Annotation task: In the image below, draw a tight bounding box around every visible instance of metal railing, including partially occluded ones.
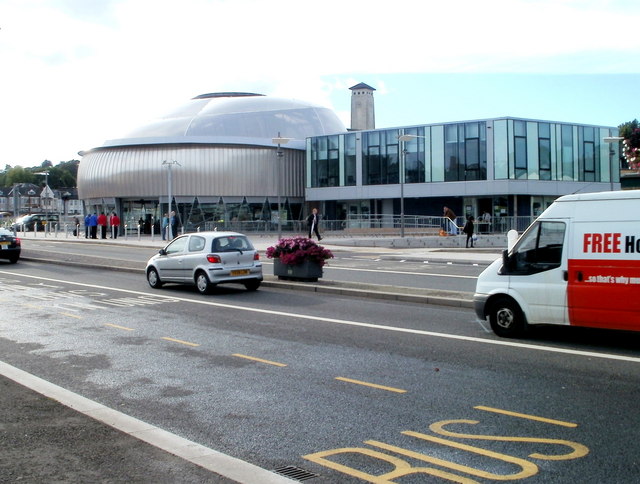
[8,215,536,238]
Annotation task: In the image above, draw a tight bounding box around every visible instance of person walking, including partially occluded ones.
[307,207,322,241]
[443,206,458,235]
[161,213,169,240]
[463,216,475,248]
[170,211,178,239]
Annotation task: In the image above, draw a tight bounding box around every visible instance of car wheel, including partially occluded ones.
[195,271,213,295]
[244,279,261,291]
[489,296,525,338]
[9,256,18,264]
[147,267,163,289]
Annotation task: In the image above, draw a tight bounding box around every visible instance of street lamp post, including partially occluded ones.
[603,136,624,191]
[162,160,181,240]
[271,133,292,240]
[62,192,71,217]
[27,189,35,214]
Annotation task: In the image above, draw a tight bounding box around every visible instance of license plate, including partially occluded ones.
[230,269,249,276]
[0,242,9,249]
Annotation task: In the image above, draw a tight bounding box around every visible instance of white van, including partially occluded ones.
[474,190,640,337]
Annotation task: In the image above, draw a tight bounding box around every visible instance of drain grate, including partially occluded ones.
[273,465,319,481]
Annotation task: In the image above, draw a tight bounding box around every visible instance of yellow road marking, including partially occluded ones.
[162,337,200,347]
[61,312,83,319]
[104,323,134,331]
[475,406,577,428]
[336,377,407,394]
[232,354,287,367]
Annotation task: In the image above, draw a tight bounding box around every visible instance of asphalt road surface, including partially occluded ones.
[2,260,639,483]
[20,237,488,294]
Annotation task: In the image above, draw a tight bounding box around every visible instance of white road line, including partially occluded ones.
[3,270,639,364]
[0,361,292,484]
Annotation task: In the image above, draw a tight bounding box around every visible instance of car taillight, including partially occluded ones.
[254,252,260,261]
[207,254,221,263]
[15,238,21,246]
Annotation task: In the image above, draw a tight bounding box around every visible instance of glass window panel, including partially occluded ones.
[345,133,356,186]
[493,120,508,179]
[514,120,526,137]
[466,122,479,138]
[561,125,574,180]
[539,122,550,138]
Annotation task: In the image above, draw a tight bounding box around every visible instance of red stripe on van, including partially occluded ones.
[567,259,640,331]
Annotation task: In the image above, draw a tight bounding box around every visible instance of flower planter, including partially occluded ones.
[273,258,323,282]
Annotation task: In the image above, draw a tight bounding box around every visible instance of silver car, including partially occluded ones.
[146,231,262,294]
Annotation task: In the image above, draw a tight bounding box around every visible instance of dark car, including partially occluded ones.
[0,228,21,263]
[11,213,60,232]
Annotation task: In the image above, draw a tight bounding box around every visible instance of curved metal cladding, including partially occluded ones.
[77,93,345,206]
[77,144,305,200]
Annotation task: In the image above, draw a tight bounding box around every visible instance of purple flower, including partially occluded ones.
[266,236,334,266]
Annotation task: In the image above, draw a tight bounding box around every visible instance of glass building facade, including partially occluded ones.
[306,117,620,223]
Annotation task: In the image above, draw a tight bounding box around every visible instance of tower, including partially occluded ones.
[349,82,376,131]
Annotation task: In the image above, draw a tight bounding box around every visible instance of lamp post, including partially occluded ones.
[27,189,35,214]
[603,136,624,191]
[62,191,71,217]
[271,133,292,239]
[162,160,180,240]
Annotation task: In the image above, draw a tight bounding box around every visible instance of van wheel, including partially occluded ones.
[195,271,214,295]
[147,267,163,289]
[489,297,525,338]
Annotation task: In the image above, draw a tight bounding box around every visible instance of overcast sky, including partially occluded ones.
[1,0,639,167]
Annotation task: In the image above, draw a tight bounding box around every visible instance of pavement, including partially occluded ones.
[1,230,504,483]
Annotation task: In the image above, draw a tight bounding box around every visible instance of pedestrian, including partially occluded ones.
[84,213,91,238]
[463,216,475,248]
[170,210,178,239]
[73,216,80,237]
[97,212,107,239]
[89,213,98,239]
[307,207,322,241]
[110,212,120,239]
[161,213,169,240]
[443,206,458,235]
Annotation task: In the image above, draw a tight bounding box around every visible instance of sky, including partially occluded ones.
[1,0,639,168]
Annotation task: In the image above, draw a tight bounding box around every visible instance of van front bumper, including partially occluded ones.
[473,293,489,320]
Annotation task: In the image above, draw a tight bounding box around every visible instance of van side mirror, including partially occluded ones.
[501,249,511,274]
[159,249,167,256]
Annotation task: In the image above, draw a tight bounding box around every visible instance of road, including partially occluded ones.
[19,237,489,294]
[2,260,639,483]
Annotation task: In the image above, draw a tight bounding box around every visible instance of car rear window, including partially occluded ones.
[212,236,253,252]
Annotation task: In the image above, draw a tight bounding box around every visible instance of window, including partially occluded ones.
[165,236,188,255]
[363,130,400,185]
[538,123,551,180]
[514,120,527,179]
[213,236,252,252]
[561,125,574,180]
[344,133,356,186]
[582,127,596,182]
[189,236,205,252]
[504,221,566,275]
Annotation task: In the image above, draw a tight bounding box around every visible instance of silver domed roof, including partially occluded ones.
[102,92,346,150]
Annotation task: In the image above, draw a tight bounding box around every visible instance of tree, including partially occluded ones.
[619,120,640,170]
[4,166,36,186]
